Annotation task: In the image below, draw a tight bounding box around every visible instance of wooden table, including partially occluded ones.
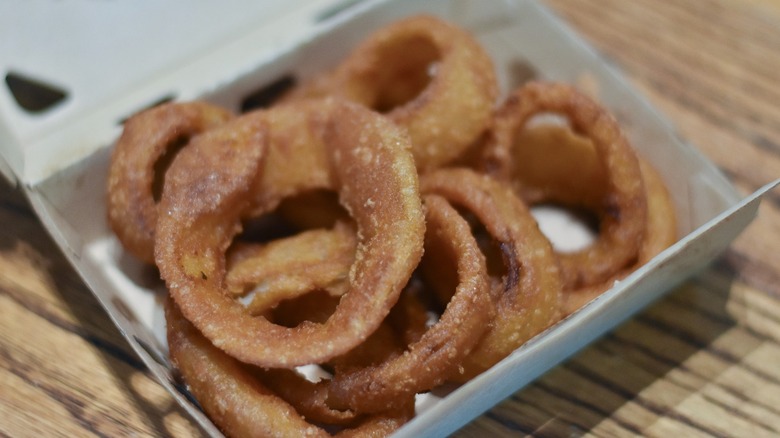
[2,0,778,436]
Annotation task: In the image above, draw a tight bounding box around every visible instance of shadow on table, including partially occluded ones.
[0,178,204,437]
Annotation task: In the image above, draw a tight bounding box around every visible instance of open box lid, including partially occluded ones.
[0,0,361,186]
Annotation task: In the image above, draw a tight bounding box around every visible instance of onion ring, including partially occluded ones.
[420,168,562,381]
[227,253,417,426]
[233,261,415,426]
[256,288,409,371]
[166,299,325,437]
[155,98,425,368]
[483,81,647,290]
[253,321,413,426]
[107,101,233,263]
[166,299,414,437]
[285,15,498,172]
[326,193,493,413]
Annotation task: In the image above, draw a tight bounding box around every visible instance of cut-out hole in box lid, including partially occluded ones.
[0,0,355,186]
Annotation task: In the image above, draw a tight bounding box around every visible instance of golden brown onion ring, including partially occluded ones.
[218,251,416,428]
[420,168,562,381]
[155,98,425,368]
[635,160,678,264]
[486,117,676,314]
[107,101,233,263]
[326,194,493,413]
[228,226,416,371]
[253,320,414,427]
[285,15,498,172]
[166,299,414,437]
[166,299,326,437]
[483,81,647,290]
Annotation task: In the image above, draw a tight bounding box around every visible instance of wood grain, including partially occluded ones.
[1,0,778,437]
[0,183,203,437]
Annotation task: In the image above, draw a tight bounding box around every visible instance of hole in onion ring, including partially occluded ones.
[240,74,297,112]
[530,203,598,253]
[368,35,439,113]
[525,112,570,128]
[276,189,350,230]
[232,212,300,245]
[451,209,507,280]
[271,289,341,328]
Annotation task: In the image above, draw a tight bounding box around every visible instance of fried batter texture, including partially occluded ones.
[107,101,233,263]
[155,98,425,369]
[479,81,677,315]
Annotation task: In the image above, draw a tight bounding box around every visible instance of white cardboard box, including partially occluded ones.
[1,0,777,436]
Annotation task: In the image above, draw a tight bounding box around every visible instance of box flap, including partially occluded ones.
[0,0,360,185]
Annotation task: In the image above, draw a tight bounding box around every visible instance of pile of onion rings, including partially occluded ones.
[106,14,677,437]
